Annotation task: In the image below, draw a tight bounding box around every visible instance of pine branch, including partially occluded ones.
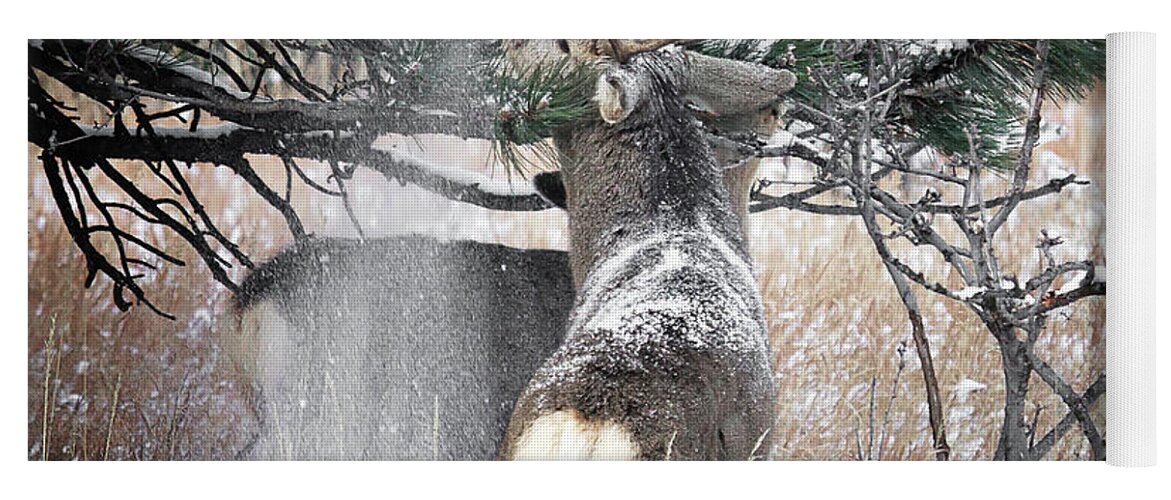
[695,39,1104,168]
[488,56,598,173]
[31,40,499,138]
[29,38,1106,332]
[28,117,552,213]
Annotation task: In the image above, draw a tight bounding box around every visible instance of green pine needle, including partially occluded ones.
[487,56,598,176]
[690,39,1104,170]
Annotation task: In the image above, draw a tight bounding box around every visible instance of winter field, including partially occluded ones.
[27,78,1105,460]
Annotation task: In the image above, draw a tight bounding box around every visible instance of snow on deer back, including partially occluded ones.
[499,47,776,460]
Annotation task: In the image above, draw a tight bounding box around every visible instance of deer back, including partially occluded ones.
[500,48,777,460]
[228,236,574,459]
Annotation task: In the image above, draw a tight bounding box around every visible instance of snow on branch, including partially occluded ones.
[769,40,1104,461]
[30,40,499,138]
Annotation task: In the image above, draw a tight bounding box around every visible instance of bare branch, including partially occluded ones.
[924,175,1089,216]
[1027,373,1106,460]
[169,40,251,93]
[30,40,499,138]
[1026,350,1106,460]
[29,118,553,213]
[1025,282,1106,318]
[852,42,949,460]
[986,41,1051,237]
[30,81,245,315]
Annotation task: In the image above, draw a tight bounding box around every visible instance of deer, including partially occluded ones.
[498,46,787,460]
[228,40,793,460]
[229,237,575,460]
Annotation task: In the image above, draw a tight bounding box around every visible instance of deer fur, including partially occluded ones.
[227,237,574,459]
[228,40,788,460]
[229,160,772,460]
[499,47,777,460]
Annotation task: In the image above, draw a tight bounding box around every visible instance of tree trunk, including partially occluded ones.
[995,336,1033,460]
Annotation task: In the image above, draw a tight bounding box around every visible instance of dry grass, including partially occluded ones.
[752,88,1107,460]
[27,142,276,459]
[27,81,1105,460]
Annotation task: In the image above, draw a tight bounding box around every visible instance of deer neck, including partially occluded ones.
[555,119,746,289]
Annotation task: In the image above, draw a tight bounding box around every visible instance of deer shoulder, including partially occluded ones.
[499,47,781,460]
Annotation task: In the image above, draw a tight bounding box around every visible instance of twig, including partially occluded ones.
[986,41,1051,237]
[750,428,771,461]
[867,376,877,460]
[40,315,57,460]
[328,160,367,241]
[103,373,122,460]
[876,341,907,460]
[852,41,949,460]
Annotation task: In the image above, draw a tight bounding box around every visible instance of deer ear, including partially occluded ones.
[595,71,639,124]
[533,171,567,210]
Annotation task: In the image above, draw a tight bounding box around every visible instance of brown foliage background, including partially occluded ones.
[28,75,1105,460]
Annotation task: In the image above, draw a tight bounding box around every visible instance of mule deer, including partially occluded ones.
[498,47,781,460]
[229,40,791,460]
[230,237,575,460]
[231,162,770,460]
[233,164,774,460]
